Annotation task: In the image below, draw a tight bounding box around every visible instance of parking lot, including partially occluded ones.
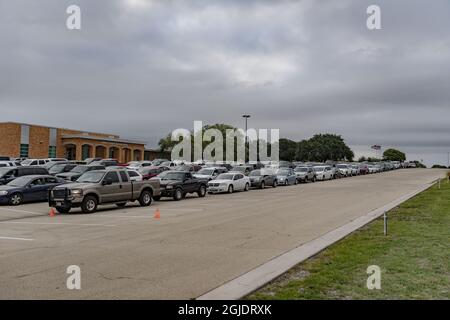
[0,168,445,299]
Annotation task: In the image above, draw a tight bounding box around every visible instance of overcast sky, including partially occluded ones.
[1,0,449,166]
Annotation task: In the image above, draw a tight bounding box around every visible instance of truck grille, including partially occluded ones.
[53,189,69,199]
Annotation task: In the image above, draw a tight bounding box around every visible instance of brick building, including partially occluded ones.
[0,122,165,163]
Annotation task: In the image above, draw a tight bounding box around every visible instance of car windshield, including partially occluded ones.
[276,169,290,175]
[160,172,185,181]
[49,164,67,174]
[71,166,88,173]
[77,171,104,183]
[197,168,214,175]
[295,167,308,172]
[6,176,31,187]
[216,173,234,180]
[160,161,172,166]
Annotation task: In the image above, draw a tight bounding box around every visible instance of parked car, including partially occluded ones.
[84,158,102,165]
[151,159,170,166]
[337,164,351,177]
[153,171,208,201]
[139,166,166,180]
[193,167,228,181]
[0,161,16,168]
[248,169,277,188]
[0,156,11,161]
[0,166,49,185]
[275,168,297,185]
[126,161,153,170]
[173,164,202,172]
[230,165,253,176]
[0,175,66,205]
[56,165,105,181]
[314,166,333,181]
[350,164,360,176]
[160,161,177,168]
[48,163,78,176]
[20,159,48,166]
[90,159,118,167]
[358,164,369,175]
[294,166,316,183]
[208,172,250,194]
[127,170,143,182]
[49,169,160,213]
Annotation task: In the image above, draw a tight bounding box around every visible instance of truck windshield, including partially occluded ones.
[77,172,104,183]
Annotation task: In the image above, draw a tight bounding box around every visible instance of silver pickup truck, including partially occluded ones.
[49,169,160,213]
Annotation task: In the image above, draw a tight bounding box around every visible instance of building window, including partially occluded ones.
[48,146,57,158]
[20,144,29,158]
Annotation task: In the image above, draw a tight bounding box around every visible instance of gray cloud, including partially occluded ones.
[1,0,449,166]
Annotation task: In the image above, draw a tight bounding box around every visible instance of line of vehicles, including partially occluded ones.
[0,156,406,213]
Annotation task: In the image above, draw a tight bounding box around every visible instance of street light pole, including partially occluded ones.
[242,114,250,162]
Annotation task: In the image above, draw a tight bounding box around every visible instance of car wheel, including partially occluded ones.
[228,185,234,194]
[272,180,277,187]
[116,203,127,208]
[312,176,316,182]
[153,195,161,201]
[55,206,70,214]
[260,181,265,189]
[81,196,98,214]
[304,177,308,183]
[244,183,249,191]
[139,190,152,206]
[9,193,23,206]
[285,180,288,186]
[294,179,298,185]
[197,185,206,197]
[173,188,183,201]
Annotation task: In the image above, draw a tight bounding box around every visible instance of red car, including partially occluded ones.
[139,166,167,180]
[358,164,369,175]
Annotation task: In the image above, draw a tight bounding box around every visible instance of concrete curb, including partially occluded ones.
[197,178,440,300]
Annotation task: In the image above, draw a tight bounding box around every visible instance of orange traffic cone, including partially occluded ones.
[49,207,56,217]
[154,208,160,219]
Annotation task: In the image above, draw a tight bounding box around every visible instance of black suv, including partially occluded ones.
[0,166,49,185]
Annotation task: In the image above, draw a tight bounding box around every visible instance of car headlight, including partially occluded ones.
[71,189,83,196]
[166,185,173,189]
[0,191,8,196]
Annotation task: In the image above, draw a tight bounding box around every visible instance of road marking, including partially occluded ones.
[0,221,116,227]
[0,208,43,215]
[0,236,34,241]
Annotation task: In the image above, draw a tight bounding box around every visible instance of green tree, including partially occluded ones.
[279,138,298,161]
[383,148,406,162]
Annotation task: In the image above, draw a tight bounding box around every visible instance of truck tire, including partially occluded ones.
[197,185,206,197]
[173,188,183,201]
[139,190,152,206]
[81,196,98,214]
[55,206,71,214]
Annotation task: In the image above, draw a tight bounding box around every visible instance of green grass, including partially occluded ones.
[247,179,450,300]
